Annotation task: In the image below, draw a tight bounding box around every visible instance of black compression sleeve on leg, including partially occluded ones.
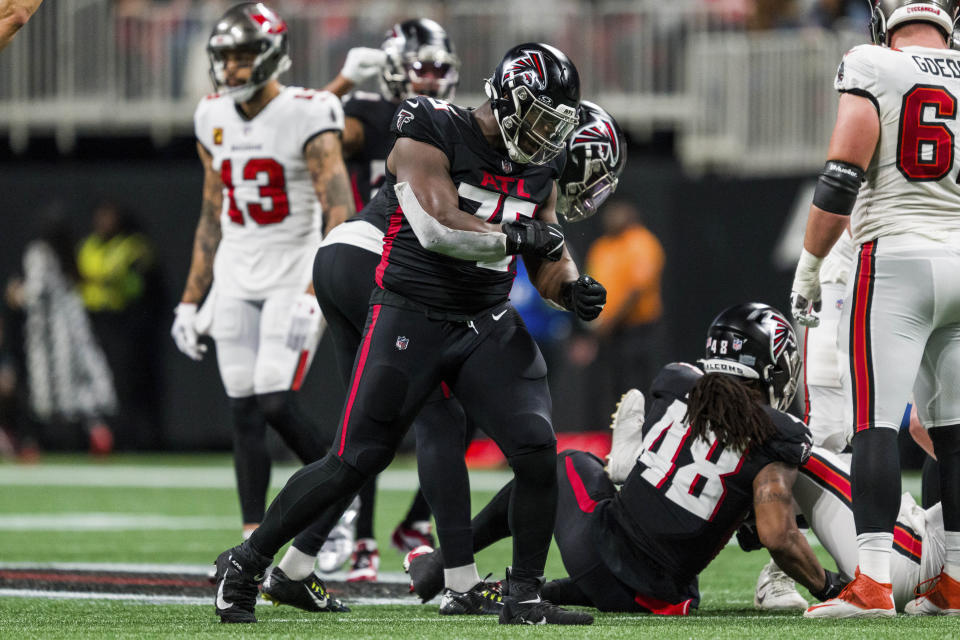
[851,428,901,535]
[356,476,377,540]
[506,445,558,579]
[229,396,271,524]
[291,493,359,556]
[922,454,942,510]
[249,453,368,558]
[257,390,327,463]
[471,480,515,552]
[403,490,433,527]
[930,426,960,530]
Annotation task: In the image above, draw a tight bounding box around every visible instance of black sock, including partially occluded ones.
[229,396,270,524]
[542,577,591,606]
[356,476,377,540]
[930,426,960,530]
[257,391,327,463]
[471,480,514,553]
[851,428,901,535]
[249,454,367,558]
[922,454,942,509]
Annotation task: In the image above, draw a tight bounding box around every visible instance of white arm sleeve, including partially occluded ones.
[394,181,509,262]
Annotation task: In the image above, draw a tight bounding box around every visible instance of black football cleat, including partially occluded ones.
[499,595,594,625]
[439,581,505,615]
[213,544,270,623]
[403,545,444,602]
[261,567,350,613]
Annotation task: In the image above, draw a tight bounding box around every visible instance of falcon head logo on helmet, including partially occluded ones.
[502,50,549,91]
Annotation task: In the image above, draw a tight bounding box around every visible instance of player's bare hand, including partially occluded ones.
[502,218,565,261]
[171,303,207,361]
[286,293,321,352]
[340,47,387,85]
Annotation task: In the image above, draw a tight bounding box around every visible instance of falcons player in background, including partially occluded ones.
[170,3,352,608]
[284,19,464,583]
[791,0,960,618]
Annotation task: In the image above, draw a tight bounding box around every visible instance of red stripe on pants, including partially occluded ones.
[851,241,876,432]
[338,304,382,456]
[290,350,309,391]
[564,455,597,513]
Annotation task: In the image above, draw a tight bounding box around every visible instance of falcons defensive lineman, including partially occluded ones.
[790,0,960,618]
[171,2,354,579]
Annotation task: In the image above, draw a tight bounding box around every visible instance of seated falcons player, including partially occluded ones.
[263,100,626,615]
[407,303,846,614]
[213,42,607,625]
[293,19,464,583]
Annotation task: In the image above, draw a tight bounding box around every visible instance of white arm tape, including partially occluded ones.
[394,181,508,262]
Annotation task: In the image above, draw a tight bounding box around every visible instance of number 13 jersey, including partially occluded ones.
[836,44,960,246]
[194,87,345,298]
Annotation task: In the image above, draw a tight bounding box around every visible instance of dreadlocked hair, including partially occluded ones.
[684,373,776,453]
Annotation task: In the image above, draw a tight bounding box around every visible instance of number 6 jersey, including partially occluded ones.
[836,44,960,246]
[194,87,345,298]
[596,363,812,603]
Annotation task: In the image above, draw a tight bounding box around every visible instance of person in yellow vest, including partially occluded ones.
[77,201,162,449]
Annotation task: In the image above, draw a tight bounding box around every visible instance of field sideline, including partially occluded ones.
[0,454,943,639]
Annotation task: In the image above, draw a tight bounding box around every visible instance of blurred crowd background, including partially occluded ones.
[1,0,927,467]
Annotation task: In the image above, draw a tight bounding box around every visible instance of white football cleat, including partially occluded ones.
[316,497,358,573]
[606,388,646,484]
[754,560,808,610]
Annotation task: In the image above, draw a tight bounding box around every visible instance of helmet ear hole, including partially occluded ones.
[484,78,497,100]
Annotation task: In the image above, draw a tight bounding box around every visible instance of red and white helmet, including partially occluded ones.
[870,0,960,45]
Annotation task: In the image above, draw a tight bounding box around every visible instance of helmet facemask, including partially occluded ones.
[558,157,619,223]
[492,83,578,165]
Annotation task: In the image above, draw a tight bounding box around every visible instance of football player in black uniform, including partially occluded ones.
[270,18,462,587]
[264,101,626,614]
[213,43,605,625]
[408,303,848,614]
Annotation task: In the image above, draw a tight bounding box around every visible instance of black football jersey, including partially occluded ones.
[596,363,812,603]
[343,91,398,222]
[366,95,565,314]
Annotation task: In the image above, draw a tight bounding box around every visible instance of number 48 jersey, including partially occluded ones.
[194,87,345,298]
[597,363,812,602]
[836,44,960,246]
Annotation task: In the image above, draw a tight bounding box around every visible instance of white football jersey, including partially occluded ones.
[836,45,960,245]
[194,86,345,298]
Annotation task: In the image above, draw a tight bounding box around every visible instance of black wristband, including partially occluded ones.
[811,569,846,601]
[812,160,864,216]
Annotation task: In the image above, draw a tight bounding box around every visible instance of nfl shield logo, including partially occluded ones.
[501,159,513,173]
[395,336,409,351]
[732,337,743,351]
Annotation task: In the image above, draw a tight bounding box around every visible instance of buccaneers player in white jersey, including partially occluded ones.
[171,3,354,546]
[791,0,960,618]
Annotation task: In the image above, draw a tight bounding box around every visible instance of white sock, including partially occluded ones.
[857,532,893,584]
[944,531,960,582]
[444,563,481,593]
[277,546,316,581]
[241,527,256,541]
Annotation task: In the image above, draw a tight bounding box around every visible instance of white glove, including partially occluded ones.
[791,248,824,328]
[340,47,387,85]
[286,293,321,352]
[171,303,207,361]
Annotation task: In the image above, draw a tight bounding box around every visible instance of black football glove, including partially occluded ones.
[502,218,565,261]
[735,519,763,552]
[810,569,847,602]
[561,275,606,321]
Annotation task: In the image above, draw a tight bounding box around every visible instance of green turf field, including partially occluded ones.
[0,455,943,639]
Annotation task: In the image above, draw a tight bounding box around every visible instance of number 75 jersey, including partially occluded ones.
[836,44,960,246]
[604,363,812,584]
[194,87,345,298]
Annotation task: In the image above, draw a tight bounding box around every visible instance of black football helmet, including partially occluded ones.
[869,0,960,45]
[700,303,801,411]
[380,19,460,101]
[557,101,627,223]
[207,2,291,103]
[485,43,580,165]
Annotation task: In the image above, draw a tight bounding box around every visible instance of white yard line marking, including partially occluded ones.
[0,513,237,531]
[0,465,514,491]
[0,589,419,606]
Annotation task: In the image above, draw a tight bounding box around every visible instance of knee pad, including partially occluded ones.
[507,445,557,487]
[221,363,255,398]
